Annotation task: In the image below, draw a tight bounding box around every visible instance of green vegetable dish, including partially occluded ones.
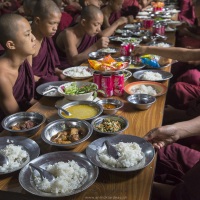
[61,82,97,95]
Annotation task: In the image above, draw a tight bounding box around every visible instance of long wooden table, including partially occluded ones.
[0,32,175,200]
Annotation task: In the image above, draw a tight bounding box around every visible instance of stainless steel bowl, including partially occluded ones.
[19,151,99,197]
[91,115,129,135]
[41,119,93,149]
[58,101,103,121]
[97,98,124,115]
[1,112,46,136]
[127,94,156,110]
[0,136,40,175]
[115,56,131,63]
[88,52,107,60]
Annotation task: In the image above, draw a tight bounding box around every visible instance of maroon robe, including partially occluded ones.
[155,143,200,185]
[0,0,21,15]
[32,37,60,86]
[109,11,121,25]
[58,12,73,33]
[121,0,139,18]
[176,26,200,49]
[166,68,200,109]
[178,0,195,25]
[155,143,200,200]
[56,34,98,69]
[0,60,35,129]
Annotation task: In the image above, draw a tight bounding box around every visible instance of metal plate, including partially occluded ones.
[86,135,155,172]
[19,152,99,197]
[0,136,40,175]
[63,66,93,79]
[36,81,67,97]
[133,70,173,81]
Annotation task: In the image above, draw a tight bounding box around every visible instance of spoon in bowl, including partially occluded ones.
[0,154,8,166]
[55,105,72,116]
[29,163,54,182]
[104,140,119,159]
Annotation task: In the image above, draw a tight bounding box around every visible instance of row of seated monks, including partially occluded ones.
[1,1,200,200]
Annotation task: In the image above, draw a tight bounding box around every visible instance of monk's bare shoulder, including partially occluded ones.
[0,58,18,91]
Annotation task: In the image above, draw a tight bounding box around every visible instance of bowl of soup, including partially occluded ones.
[58,101,103,121]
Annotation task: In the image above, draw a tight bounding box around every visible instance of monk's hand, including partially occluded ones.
[144,126,180,149]
[117,17,128,26]
[97,37,109,48]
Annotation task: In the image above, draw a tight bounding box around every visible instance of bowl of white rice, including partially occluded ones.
[124,81,167,97]
[19,152,99,197]
[0,136,40,175]
[86,134,155,172]
[133,70,173,82]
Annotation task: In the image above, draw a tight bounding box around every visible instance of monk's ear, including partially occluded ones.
[34,17,41,25]
[81,19,86,27]
[6,40,16,50]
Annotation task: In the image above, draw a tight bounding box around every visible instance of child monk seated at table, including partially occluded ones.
[56,5,127,69]
[31,0,64,87]
[101,0,130,29]
[0,13,37,129]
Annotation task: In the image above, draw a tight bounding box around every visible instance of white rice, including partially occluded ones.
[0,144,29,172]
[34,161,87,194]
[131,84,157,96]
[154,43,170,47]
[98,142,143,168]
[64,67,92,78]
[141,71,162,80]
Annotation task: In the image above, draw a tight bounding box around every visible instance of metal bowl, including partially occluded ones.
[88,51,107,60]
[97,98,124,115]
[57,82,98,101]
[58,101,103,121]
[1,112,46,136]
[115,56,131,63]
[128,61,146,70]
[19,151,99,197]
[86,134,155,172]
[0,136,40,175]
[41,119,93,149]
[127,94,156,110]
[91,115,129,135]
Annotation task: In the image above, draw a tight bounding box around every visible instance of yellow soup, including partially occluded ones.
[62,104,99,119]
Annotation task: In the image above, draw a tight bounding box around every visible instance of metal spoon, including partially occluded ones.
[0,154,8,166]
[55,105,72,116]
[29,163,54,182]
[42,86,58,95]
[104,140,119,159]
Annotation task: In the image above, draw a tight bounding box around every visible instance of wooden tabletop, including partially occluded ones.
[0,32,176,200]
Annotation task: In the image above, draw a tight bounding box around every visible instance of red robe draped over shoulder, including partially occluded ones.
[0,60,35,127]
[32,37,60,85]
[166,68,200,109]
[58,12,73,33]
[109,11,121,25]
[178,0,195,25]
[56,34,98,69]
[121,0,139,18]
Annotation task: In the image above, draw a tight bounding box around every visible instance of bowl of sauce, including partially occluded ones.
[97,99,124,115]
[58,101,103,121]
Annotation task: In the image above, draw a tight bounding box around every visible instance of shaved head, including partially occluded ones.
[0,14,26,48]
[33,0,61,20]
[81,5,103,20]
[23,0,38,16]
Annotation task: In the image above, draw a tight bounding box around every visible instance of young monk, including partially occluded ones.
[145,116,200,200]
[31,0,64,86]
[121,0,140,19]
[79,0,102,8]
[23,0,38,19]
[52,0,73,33]
[56,5,126,69]
[101,0,129,29]
[0,13,36,128]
